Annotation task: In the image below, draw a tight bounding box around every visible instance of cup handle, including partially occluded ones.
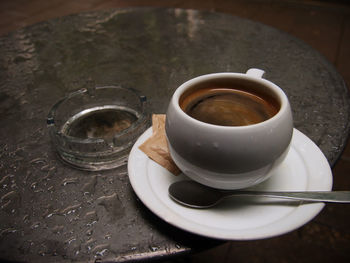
[246,68,265,78]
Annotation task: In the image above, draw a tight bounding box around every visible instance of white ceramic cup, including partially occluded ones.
[165,69,294,189]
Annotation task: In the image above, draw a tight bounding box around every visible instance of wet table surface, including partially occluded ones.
[0,7,349,263]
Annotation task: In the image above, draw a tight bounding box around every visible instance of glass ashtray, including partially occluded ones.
[47,86,150,171]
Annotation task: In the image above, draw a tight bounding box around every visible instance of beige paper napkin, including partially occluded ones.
[139,114,181,175]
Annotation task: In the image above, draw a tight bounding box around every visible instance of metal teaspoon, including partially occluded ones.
[168,180,350,209]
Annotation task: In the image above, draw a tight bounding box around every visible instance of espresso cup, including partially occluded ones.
[165,69,293,189]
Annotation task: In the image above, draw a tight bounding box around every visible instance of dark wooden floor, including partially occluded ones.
[1,1,349,262]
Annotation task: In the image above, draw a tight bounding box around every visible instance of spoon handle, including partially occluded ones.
[225,191,350,203]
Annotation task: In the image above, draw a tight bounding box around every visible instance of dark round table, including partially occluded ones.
[0,7,349,263]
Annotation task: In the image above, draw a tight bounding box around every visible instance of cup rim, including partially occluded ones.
[171,72,290,130]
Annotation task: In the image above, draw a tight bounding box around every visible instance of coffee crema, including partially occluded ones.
[180,86,279,126]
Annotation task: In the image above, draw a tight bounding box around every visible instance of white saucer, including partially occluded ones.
[127,128,332,240]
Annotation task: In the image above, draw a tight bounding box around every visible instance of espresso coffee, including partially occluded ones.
[180,85,279,126]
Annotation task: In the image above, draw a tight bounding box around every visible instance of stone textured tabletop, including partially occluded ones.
[0,7,349,262]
